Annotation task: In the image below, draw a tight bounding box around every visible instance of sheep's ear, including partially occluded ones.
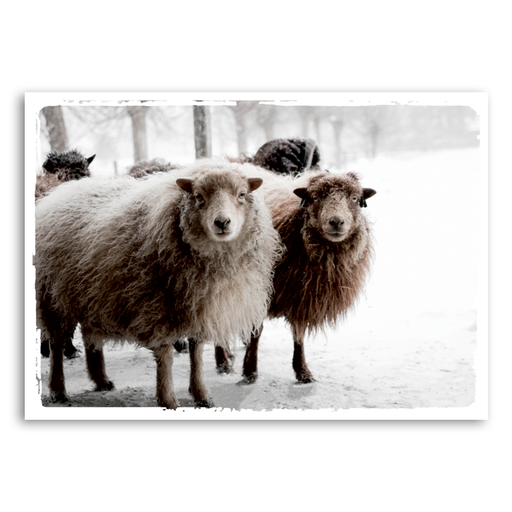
[248,177,263,192]
[42,160,54,174]
[176,178,194,193]
[293,187,308,199]
[360,188,377,208]
[87,154,96,165]
[293,187,308,207]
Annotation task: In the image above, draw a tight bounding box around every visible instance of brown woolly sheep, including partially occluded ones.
[216,167,376,383]
[35,159,282,408]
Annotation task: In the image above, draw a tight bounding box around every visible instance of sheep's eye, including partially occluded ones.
[239,191,246,198]
[312,196,319,202]
[195,193,204,202]
[352,196,358,202]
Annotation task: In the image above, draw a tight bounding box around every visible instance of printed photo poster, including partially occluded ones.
[25,92,487,420]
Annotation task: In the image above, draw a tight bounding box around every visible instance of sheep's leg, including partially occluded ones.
[154,344,180,409]
[85,344,115,392]
[215,345,235,374]
[40,335,50,358]
[63,336,79,359]
[239,324,264,384]
[188,338,214,408]
[42,334,79,359]
[48,324,75,403]
[49,338,67,403]
[292,324,316,383]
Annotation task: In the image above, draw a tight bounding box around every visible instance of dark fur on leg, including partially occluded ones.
[239,325,263,385]
[215,345,235,374]
[85,344,115,392]
[292,325,315,383]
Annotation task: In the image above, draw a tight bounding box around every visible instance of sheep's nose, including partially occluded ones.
[214,217,231,230]
[329,217,344,229]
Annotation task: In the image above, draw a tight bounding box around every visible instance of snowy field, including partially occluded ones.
[34,148,485,418]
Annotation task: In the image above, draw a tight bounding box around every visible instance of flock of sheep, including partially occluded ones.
[35,138,376,409]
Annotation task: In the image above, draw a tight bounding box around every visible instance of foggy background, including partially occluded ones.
[37,102,480,175]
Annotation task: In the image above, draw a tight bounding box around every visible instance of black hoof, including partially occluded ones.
[95,381,115,392]
[194,398,215,408]
[296,376,316,384]
[237,373,258,385]
[50,391,68,403]
[64,348,81,359]
[216,363,234,375]
[40,340,50,358]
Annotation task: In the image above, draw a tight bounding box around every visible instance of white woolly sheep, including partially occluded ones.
[35,158,282,408]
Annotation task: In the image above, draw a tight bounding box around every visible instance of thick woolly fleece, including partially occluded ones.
[35,159,283,351]
[235,166,375,336]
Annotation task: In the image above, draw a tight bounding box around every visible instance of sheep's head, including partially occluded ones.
[43,149,95,181]
[293,172,376,243]
[176,170,263,242]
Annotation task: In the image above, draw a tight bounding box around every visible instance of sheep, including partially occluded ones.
[127,158,180,178]
[215,167,376,384]
[128,138,319,370]
[36,149,96,359]
[234,137,321,177]
[35,158,282,408]
[127,158,222,359]
[35,149,95,201]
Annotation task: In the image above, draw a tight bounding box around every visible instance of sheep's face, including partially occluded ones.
[294,173,376,243]
[177,171,263,242]
[43,151,95,182]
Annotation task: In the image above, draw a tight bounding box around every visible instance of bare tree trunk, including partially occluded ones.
[262,122,274,141]
[369,122,379,159]
[234,108,248,155]
[257,105,277,141]
[229,102,257,156]
[41,106,69,152]
[301,117,309,138]
[332,120,344,169]
[193,105,212,159]
[127,106,148,163]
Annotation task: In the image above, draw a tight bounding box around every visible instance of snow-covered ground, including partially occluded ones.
[35,148,485,418]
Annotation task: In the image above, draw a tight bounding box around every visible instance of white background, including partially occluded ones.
[3,2,510,511]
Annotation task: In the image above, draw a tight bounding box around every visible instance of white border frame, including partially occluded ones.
[25,92,488,420]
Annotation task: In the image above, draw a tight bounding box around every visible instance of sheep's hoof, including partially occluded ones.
[216,363,234,375]
[194,398,215,408]
[174,339,189,353]
[50,391,69,403]
[237,373,258,385]
[296,375,316,384]
[65,348,81,359]
[40,341,50,358]
[159,398,180,410]
[95,381,115,392]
